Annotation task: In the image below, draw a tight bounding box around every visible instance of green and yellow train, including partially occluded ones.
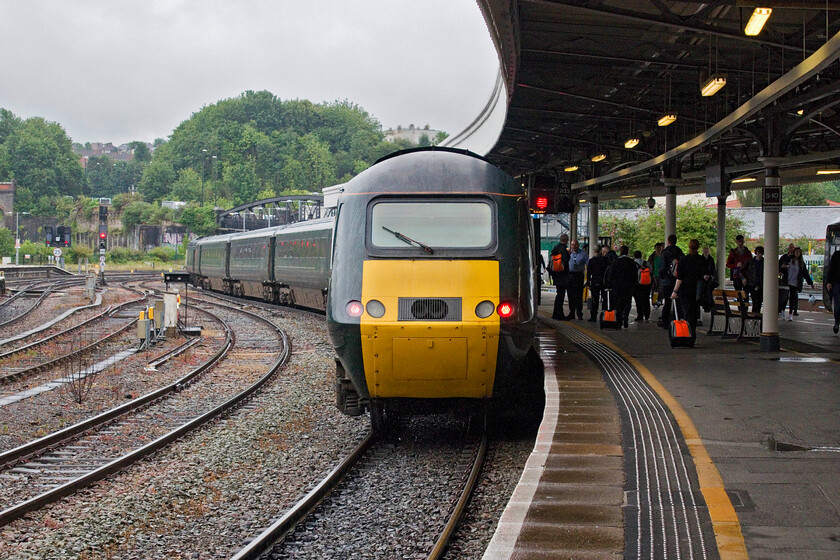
[187,148,540,429]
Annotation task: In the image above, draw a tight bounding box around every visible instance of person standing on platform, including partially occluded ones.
[550,234,571,320]
[632,250,651,322]
[586,245,608,322]
[783,247,813,320]
[567,239,588,320]
[698,246,717,323]
[612,245,638,328]
[826,248,840,334]
[658,234,684,328]
[726,235,752,295]
[742,246,764,313]
[670,239,705,333]
[649,242,663,309]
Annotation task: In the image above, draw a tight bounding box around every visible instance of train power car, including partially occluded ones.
[186,218,333,310]
[327,147,539,429]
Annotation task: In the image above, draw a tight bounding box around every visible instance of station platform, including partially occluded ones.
[485,289,840,560]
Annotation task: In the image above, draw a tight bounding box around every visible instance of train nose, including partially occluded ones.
[358,260,501,399]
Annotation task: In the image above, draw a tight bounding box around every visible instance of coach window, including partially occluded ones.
[369,200,495,252]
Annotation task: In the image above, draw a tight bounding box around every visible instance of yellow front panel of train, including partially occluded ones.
[360,260,500,399]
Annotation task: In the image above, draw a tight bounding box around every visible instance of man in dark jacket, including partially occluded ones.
[586,245,608,321]
[671,239,705,332]
[826,249,840,334]
[611,245,639,328]
[550,234,571,320]
[657,234,685,328]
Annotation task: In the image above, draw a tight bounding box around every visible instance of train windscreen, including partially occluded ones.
[369,200,494,249]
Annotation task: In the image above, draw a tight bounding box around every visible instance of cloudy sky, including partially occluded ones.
[0,1,499,145]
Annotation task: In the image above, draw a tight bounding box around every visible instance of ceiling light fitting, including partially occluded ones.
[700,74,727,97]
[744,8,772,36]
[816,168,840,175]
[658,114,677,127]
[564,165,579,172]
[731,177,757,184]
[591,153,606,162]
[624,137,640,149]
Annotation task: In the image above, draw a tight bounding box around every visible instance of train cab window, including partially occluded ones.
[369,200,495,253]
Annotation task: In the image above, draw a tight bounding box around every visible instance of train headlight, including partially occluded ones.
[366,299,386,318]
[346,300,364,317]
[475,300,495,318]
[497,301,517,319]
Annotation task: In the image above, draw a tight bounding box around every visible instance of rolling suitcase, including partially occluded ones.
[599,289,620,329]
[669,299,695,348]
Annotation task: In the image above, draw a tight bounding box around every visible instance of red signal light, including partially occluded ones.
[497,301,516,319]
[345,300,364,317]
[536,196,548,210]
[99,232,106,239]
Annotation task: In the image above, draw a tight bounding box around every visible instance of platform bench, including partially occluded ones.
[735,290,763,341]
[708,289,742,338]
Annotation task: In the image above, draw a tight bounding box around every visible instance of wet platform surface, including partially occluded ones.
[486,290,840,560]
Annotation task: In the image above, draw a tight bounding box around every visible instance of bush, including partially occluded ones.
[148,246,176,262]
[68,245,92,264]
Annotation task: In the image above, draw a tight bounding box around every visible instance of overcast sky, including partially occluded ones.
[0,1,499,145]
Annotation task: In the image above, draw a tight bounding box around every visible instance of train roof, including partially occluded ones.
[190,217,333,246]
[340,147,520,198]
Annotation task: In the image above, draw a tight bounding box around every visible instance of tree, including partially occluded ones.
[0,227,14,258]
[171,168,202,203]
[128,141,152,163]
[223,161,261,206]
[138,160,176,202]
[0,116,84,209]
[122,201,155,229]
[180,204,217,236]
[738,182,833,207]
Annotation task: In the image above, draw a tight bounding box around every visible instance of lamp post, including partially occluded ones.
[201,149,208,206]
[14,211,30,265]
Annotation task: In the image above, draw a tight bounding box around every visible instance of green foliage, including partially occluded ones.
[122,201,155,228]
[179,204,217,236]
[128,141,152,163]
[112,192,143,213]
[737,181,836,207]
[603,202,746,261]
[171,168,202,203]
[0,228,14,257]
[138,159,176,202]
[68,244,92,264]
[147,246,176,262]
[600,198,644,210]
[0,112,84,211]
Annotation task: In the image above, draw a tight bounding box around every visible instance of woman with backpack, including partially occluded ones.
[633,250,652,322]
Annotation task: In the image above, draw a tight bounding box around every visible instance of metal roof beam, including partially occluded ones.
[573,29,840,190]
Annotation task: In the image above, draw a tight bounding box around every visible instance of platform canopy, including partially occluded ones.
[475,1,840,200]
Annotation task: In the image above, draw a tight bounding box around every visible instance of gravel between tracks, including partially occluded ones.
[0,301,535,559]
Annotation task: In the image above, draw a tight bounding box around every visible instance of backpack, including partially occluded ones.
[550,252,565,273]
[638,263,652,286]
[668,257,679,279]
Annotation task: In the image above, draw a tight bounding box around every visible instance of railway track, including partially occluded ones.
[0,299,290,528]
[0,285,150,385]
[231,414,486,560]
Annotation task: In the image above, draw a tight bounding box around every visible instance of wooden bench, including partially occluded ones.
[707,288,762,341]
[735,290,763,341]
[708,289,742,338]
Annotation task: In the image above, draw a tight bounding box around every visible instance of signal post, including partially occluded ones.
[98,204,108,285]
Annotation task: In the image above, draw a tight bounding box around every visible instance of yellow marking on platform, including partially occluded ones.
[566,322,749,560]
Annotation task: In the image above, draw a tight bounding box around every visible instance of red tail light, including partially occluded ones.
[497,301,516,319]
[346,300,364,317]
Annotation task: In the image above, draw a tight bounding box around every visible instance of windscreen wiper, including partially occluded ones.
[382,226,434,254]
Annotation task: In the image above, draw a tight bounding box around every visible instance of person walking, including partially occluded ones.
[782,247,813,320]
[778,243,797,319]
[633,250,652,322]
[826,248,840,334]
[567,239,588,320]
[550,234,571,320]
[726,235,752,295]
[742,246,764,313]
[658,234,685,328]
[586,245,608,322]
[670,239,705,333]
[612,245,638,328]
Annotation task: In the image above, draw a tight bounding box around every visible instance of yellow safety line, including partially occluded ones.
[565,322,750,560]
